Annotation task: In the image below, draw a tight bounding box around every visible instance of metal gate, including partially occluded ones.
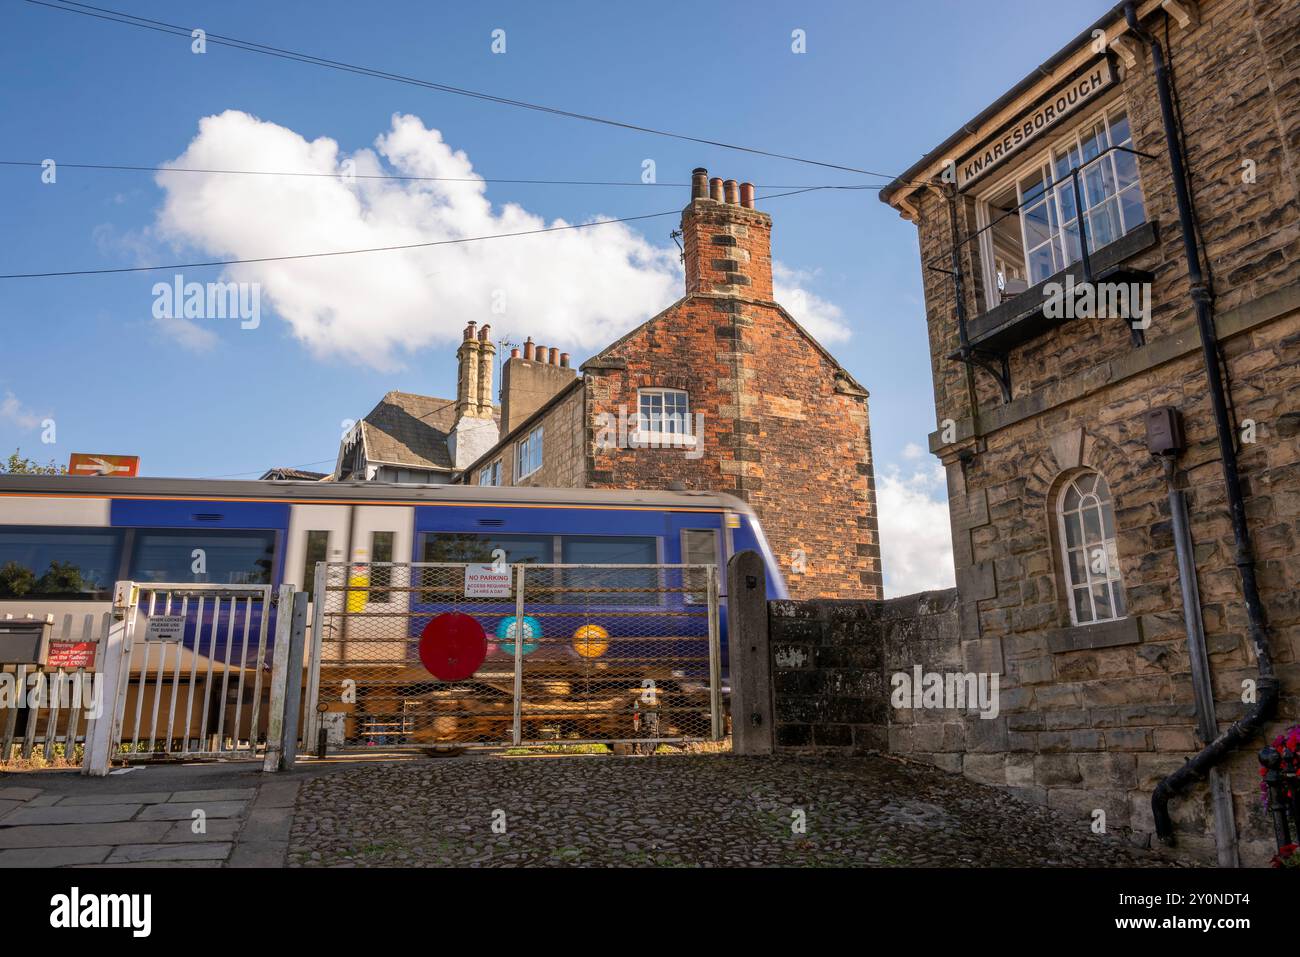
[83,582,285,773]
[303,562,723,750]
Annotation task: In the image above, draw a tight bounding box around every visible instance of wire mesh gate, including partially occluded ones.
[303,562,723,750]
[84,582,279,771]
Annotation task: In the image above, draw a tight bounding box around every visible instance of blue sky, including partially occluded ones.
[0,0,1108,591]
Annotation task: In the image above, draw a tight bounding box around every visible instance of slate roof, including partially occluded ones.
[259,467,328,481]
[357,391,499,472]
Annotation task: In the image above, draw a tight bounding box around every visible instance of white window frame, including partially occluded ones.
[1056,469,1126,626]
[478,459,501,487]
[634,388,697,449]
[516,427,543,480]
[975,101,1148,302]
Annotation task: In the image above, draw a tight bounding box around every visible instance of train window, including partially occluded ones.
[301,530,329,601]
[417,533,554,602]
[129,529,275,585]
[681,529,719,604]
[370,531,394,603]
[0,526,125,600]
[561,536,658,565]
[560,536,659,606]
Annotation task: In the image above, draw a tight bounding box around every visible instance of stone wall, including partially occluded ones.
[467,382,585,488]
[768,586,1284,865]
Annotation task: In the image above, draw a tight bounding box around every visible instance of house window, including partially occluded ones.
[637,389,690,436]
[517,426,544,479]
[1057,470,1126,625]
[979,106,1147,300]
[478,460,501,486]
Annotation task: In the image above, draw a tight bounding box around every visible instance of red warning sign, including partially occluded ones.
[46,641,97,669]
[418,612,487,681]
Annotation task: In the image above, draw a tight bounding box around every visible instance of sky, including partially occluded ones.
[0,0,1109,594]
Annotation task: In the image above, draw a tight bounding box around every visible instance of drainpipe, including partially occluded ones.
[1122,1,1278,844]
[1159,454,1240,867]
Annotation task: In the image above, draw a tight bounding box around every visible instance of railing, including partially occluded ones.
[303,561,723,751]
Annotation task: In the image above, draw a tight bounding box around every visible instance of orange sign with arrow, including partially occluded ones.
[68,453,140,477]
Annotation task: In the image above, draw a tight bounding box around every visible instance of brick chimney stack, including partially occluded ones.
[682,167,772,300]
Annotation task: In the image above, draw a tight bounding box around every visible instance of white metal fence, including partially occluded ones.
[82,582,285,774]
[303,562,723,751]
[0,612,109,765]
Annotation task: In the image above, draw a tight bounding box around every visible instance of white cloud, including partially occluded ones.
[772,263,850,345]
[153,315,219,353]
[876,460,955,596]
[150,111,849,368]
[0,391,44,431]
[901,441,926,460]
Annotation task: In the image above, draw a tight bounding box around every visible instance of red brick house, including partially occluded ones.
[460,169,882,600]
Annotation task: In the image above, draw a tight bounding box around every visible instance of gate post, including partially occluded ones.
[278,591,309,771]
[726,551,773,756]
[263,585,300,773]
[82,585,136,777]
[301,562,328,748]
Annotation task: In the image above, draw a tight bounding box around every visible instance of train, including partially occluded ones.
[0,476,788,752]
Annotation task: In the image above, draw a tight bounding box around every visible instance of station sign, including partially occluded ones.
[955,58,1117,192]
[68,453,140,477]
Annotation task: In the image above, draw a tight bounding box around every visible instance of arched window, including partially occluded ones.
[1057,470,1126,625]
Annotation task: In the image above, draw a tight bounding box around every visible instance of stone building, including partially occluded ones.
[331,326,501,484]
[877,0,1298,864]
[461,169,882,600]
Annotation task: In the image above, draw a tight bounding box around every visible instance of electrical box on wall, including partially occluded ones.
[1144,406,1186,455]
[0,617,53,665]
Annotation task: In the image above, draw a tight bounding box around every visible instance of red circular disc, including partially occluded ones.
[419,613,487,681]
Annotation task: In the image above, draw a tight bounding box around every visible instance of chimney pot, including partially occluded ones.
[691,168,709,200]
[463,321,477,341]
[709,177,724,202]
[560,352,570,368]
[479,323,491,342]
[511,347,520,359]
[740,182,755,208]
[549,347,560,365]
[523,338,535,360]
[724,179,739,204]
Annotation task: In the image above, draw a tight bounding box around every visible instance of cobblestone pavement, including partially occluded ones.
[288,752,1191,867]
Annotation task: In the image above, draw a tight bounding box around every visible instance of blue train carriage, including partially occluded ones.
[0,476,787,748]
